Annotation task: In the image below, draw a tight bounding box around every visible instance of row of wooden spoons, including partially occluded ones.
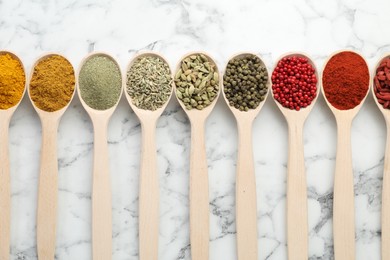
[0,50,388,260]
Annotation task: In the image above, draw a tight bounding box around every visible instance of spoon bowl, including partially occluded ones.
[273,53,320,117]
[371,53,390,260]
[124,51,173,120]
[371,54,390,113]
[175,52,221,120]
[271,52,319,260]
[28,53,76,260]
[124,51,173,260]
[321,50,370,260]
[321,51,369,117]
[78,52,122,119]
[29,53,76,118]
[77,52,123,260]
[0,51,26,260]
[222,52,270,119]
[0,51,26,112]
[221,52,270,260]
[174,52,220,260]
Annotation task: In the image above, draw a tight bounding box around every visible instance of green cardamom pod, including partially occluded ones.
[176,90,183,99]
[175,69,182,79]
[213,72,219,82]
[189,84,195,95]
[182,63,188,71]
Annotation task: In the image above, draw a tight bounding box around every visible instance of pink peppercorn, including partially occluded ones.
[271,56,317,111]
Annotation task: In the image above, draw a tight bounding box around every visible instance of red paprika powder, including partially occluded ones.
[322,51,369,110]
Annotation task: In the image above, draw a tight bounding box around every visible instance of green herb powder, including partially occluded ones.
[127,55,172,111]
[79,55,122,110]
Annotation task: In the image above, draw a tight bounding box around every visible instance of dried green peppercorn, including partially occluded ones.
[175,54,219,110]
[223,54,268,112]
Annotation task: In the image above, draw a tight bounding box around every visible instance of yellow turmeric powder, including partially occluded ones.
[0,53,26,109]
[29,55,75,112]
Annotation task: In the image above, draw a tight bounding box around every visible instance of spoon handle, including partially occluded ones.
[139,120,159,260]
[333,118,355,260]
[0,115,11,260]
[36,117,59,260]
[190,118,209,260]
[236,118,257,260]
[286,119,308,260]
[92,118,112,260]
[382,119,390,260]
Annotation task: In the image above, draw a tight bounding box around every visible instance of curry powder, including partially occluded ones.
[30,55,75,112]
[0,53,25,109]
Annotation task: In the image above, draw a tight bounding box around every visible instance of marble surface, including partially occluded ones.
[1,0,390,259]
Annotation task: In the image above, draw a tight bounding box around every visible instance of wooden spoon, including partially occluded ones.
[371,53,390,260]
[221,53,270,260]
[321,50,370,260]
[174,52,220,260]
[123,52,173,260]
[77,53,123,260]
[0,51,26,260]
[28,54,76,260]
[272,53,320,260]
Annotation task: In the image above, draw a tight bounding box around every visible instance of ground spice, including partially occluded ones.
[322,51,369,110]
[272,56,317,111]
[374,57,390,109]
[0,53,25,109]
[79,55,122,110]
[30,55,75,112]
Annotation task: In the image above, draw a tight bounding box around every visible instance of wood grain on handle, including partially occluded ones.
[383,118,390,260]
[37,117,60,260]
[139,120,159,260]
[189,117,210,260]
[333,117,355,260]
[236,117,258,260]
[286,118,308,260]
[91,116,112,260]
[0,114,12,260]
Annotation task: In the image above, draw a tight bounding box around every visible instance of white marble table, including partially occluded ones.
[1,0,390,259]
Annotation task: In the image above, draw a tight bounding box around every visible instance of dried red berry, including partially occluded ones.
[271,56,317,111]
[374,57,390,109]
